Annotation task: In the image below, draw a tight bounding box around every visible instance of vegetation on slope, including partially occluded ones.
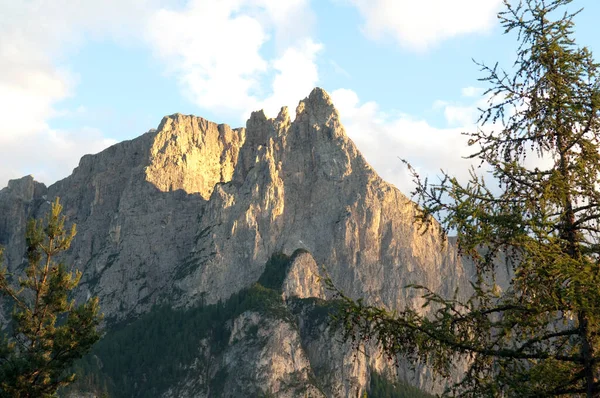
[0,199,101,397]
[64,253,297,397]
[66,283,289,397]
[64,250,434,397]
[333,1,600,396]
[368,372,434,398]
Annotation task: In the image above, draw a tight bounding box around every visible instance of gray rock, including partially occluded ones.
[0,88,471,395]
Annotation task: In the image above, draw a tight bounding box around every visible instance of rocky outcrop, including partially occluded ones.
[162,309,325,398]
[220,311,323,397]
[0,175,47,266]
[146,114,244,200]
[282,251,325,301]
[163,305,381,398]
[0,88,470,395]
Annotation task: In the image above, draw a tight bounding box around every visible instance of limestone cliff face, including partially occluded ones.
[0,176,48,327]
[161,302,385,398]
[0,175,47,269]
[161,308,323,398]
[166,88,467,314]
[0,88,469,395]
[282,251,325,301]
[146,114,244,200]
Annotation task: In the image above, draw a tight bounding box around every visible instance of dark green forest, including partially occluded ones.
[368,372,434,398]
[63,251,432,397]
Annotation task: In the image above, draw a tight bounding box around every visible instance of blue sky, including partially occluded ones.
[1,0,599,194]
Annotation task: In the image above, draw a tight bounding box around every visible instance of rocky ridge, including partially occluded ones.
[0,88,469,396]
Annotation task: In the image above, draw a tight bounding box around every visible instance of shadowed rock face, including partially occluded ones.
[0,88,469,395]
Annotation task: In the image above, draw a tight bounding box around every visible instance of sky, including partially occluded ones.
[1,0,599,195]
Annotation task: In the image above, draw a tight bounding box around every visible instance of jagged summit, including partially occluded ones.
[296,86,339,124]
[137,87,370,200]
[0,88,469,396]
[2,87,352,197]
[1,175,46,201]
[0,87,466,314]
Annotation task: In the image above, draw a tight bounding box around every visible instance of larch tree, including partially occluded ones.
[330,0,600,396]
[0,198,101,397]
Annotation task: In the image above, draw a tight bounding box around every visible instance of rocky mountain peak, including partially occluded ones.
[5,175,46,202]
[145,113,244,199]
[275,106,291,126]
[143,87,364,200]
[1,87,466,316]
[0,87,468,396]
[295,86,340,127]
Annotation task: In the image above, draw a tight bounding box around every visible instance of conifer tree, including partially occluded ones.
[331,0,600,396]
[0,198,101,397]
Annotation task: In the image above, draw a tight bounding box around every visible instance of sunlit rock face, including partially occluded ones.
[146,114,245,199]
[0,88,469,396]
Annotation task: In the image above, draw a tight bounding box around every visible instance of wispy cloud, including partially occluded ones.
[146,1,270,117]
[0,0,506,191]
[146,0,321,122]
[0,127,116,188]
[254,39,323,119]
[345,0,503,51]
[0,0,322,187]
[331,88,481,194]
[461,86,485,98]
[0,0,154,187]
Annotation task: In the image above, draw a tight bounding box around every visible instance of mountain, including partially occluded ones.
[0,88,469,397]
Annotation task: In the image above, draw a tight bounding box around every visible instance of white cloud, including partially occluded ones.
[331,88,480,195]
[347,0,503,51]
[330,86,555,198]
[444,104,480,127]
[0,127,117,188]
[0,0,323,186]
[329,60,351,79]
[433,88,489,127]
[0,0,322,187]
[247,0,315,49]
[255,39,323,119]
[0,70,72,142]
[147,1,269,116]
[146,0,320,122]
[0,0,158,188]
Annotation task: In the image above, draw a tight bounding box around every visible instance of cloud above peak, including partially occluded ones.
[146,0,320,122]
[0,0,509,189]
[331,88,481,194]
[0,0,143,187]
[347,0,503,51]
[147,1,270,115]
[0,0,319,187]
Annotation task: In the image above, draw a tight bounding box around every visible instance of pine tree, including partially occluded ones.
[330,0,600,396]
[0,198,101,397]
